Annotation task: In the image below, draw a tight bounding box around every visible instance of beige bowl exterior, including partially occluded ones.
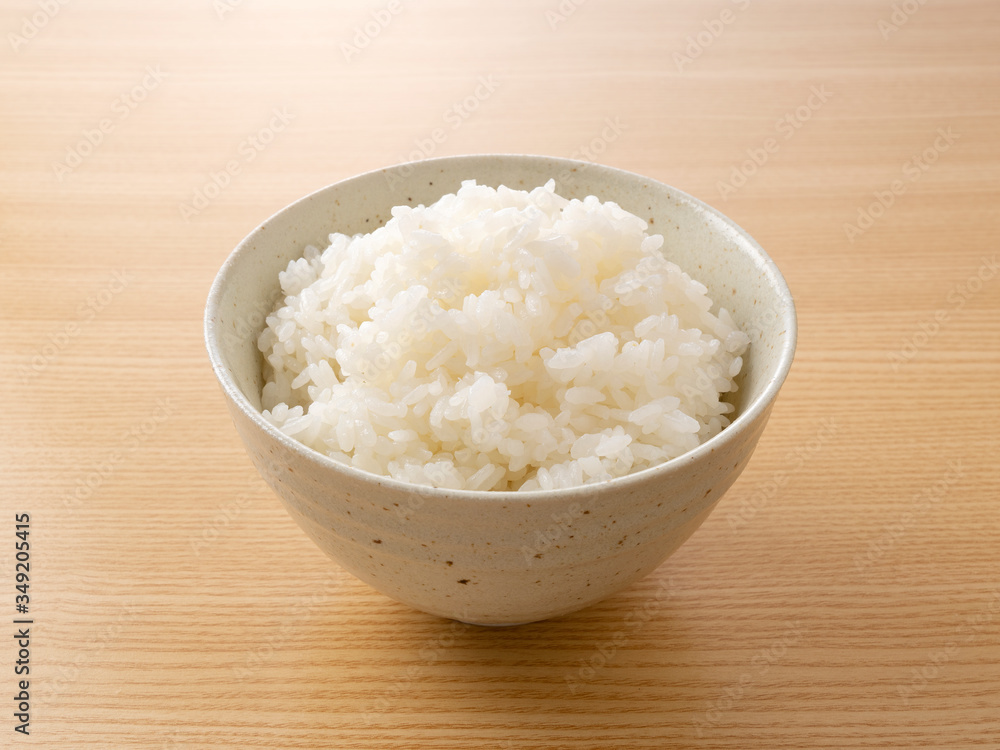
[205,155,796,625]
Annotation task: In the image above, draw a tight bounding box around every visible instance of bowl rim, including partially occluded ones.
[205,153,797,502]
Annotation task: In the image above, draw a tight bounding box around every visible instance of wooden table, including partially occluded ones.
[3,0,998,747]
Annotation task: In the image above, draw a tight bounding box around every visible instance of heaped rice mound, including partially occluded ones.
[258,180,749,491]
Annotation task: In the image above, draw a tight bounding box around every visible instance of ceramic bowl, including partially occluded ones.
[204,154,796,625]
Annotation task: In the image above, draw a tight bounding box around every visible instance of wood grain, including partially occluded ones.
[2,0,999,747]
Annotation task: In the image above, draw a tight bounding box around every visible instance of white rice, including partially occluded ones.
[258,180,749,491]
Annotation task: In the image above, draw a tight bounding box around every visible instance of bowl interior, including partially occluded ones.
[207,154,795,452]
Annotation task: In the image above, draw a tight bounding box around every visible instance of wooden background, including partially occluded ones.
[2,0,999,747]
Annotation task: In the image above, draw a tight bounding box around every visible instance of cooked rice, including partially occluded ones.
[258,180,749,491]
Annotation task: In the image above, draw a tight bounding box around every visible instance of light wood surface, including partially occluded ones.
[3,0,999,747]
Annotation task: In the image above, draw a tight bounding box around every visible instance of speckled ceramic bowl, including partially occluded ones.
[205,154,796,625]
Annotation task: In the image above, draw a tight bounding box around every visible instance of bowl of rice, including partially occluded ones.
[205,154,796,625]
